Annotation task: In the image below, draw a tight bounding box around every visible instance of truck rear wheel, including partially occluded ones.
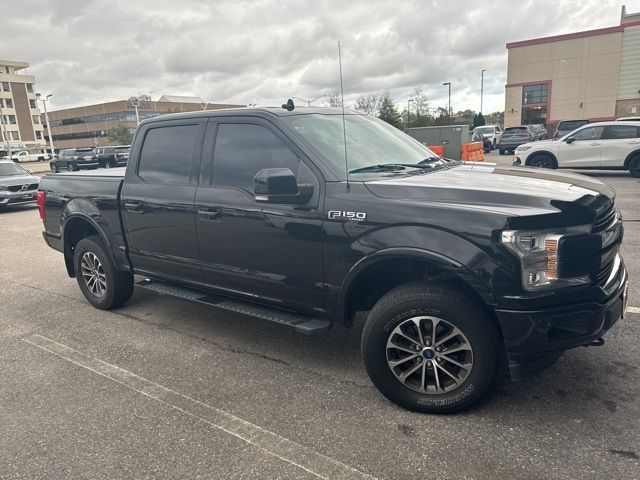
[361,282,501,413]
[73,236,133,310]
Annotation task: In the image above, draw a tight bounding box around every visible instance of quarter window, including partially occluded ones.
[573,126,605,141]
[138,124,198,184]
[212,123,299,191]
[607,125,639,139]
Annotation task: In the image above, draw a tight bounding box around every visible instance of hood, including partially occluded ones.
[364,163,614,228]
[0,174,40,186]
[523,139,558,148]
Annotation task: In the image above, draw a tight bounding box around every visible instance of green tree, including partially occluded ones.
[377,92,403,129]
[108,124,134,145]
[472,112,486,129]
[353,94,381,116]
[408,88,432,127]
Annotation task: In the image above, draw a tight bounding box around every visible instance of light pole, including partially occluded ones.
[292,95,329,107]
[480,70,486,115]
[442,82,451,117]
[36,93,55,157]
[128,96,140,125]
[407,99,413,129]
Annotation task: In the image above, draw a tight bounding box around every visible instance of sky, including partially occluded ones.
[4,0,640,114]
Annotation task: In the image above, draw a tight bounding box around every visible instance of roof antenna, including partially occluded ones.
[338,41,350,191]
[282,98,295,111]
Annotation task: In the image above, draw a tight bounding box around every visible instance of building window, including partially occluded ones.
[523,83,548,105]
[29,99,37,109]
[3,115,16,124]
[1,82,10,92]
[11,131,19,141]
[35,131,43,140]
[32,115,40,124]
[26,83,34,93]
[4,66,9,74]
[5,98,13,108]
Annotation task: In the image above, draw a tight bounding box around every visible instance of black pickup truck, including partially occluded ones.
[37,106,628,413]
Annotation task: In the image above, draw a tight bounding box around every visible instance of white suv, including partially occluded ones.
[471,124,502,149]
[513,121,640,177]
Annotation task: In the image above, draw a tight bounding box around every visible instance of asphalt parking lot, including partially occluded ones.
[1,159,639,479]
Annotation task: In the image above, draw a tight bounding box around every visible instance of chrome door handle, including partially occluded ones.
[589,142,601,146]
[124,201,144,214]
[197,209,221,220]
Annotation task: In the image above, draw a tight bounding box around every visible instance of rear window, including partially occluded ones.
[504,127,528,132]
[138,124,198,184]
[558,120,589,130]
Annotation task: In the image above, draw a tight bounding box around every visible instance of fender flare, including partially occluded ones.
[336,247,497,324]
[525,150,558,167]
[623,149,640,168]
[61,212,118,277]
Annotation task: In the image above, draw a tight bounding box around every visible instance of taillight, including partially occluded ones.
[36,190,46,220]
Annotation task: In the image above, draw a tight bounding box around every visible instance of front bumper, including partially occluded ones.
[0,190,37,205]
[499,139,531,150]
[495,260,628,380]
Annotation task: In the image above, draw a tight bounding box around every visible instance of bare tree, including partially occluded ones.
[353,95,381,116]
[325,93,343,108]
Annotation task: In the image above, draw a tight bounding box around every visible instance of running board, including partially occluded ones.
[135,279,331,335]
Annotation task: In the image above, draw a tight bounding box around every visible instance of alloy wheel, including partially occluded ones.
[80,251,107,297]
[386,316,474,394]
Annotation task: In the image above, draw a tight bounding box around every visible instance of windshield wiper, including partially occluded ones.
[349,163,425,174]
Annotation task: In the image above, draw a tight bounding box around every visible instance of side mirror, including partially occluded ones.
[253,168,313,204]
[565,136,575,144]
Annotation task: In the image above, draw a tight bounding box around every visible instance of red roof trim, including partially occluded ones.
[506,25,623,49]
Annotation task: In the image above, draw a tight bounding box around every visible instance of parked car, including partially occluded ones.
[554,119,590,140]
[37,107,628,413]
[95,145,130,168]
[0,160,40,208]
[50,148,99,173]
[3,149,50,162]
[616,116,640,122]
[471,125,502,149]
[530,124,548,141]
[471,131,491,153]
[497,125,536,154]
[513,121,640,177]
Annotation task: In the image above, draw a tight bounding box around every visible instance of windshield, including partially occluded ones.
[0,162,29,176]
[475,127,494,134]
[558,120,588,130]
[283,114,440,177]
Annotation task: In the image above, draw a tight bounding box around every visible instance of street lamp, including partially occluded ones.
[292,95,329,107]
[442,82,451,117]
[36,93,55,157]
[407,99,413,129]
[128,96,141,125]
[480,70,486,115]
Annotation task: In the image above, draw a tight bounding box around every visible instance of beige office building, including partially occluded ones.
[0,60,46,150]
[505,6,640,129]
[46,97,244,149]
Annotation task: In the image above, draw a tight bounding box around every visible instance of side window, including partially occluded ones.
[607,125,639,139]
[138,124,198,184]
[212,123,299,191]
[573,126,605,141]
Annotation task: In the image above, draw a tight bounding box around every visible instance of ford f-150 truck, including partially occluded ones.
[37,106,628,413]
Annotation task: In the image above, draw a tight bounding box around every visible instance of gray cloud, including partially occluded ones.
[4,0,637,113]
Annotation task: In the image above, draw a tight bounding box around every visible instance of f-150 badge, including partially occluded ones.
[327,210,367,221]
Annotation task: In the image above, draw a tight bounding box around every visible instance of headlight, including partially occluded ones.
[501,226,591,291]
[515,145,531,152]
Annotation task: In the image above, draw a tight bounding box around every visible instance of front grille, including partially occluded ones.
[593,205,616,233]
[7,183,38,192]
[594,261,614,286]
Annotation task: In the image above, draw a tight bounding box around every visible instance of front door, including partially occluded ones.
[121,119,206,287]
[557,125,605,168]
[194,119,324,315]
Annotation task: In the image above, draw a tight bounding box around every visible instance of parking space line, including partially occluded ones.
[22,334,377,480]
[628,306,640,314]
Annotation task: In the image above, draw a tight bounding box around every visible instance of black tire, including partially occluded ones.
[73,236,134,310]
[69,163,78,172]
[528,153,557,169]
[499,149,505,155]
[629,155,640,178]
[361,282,501,414]
[50,163,58,173]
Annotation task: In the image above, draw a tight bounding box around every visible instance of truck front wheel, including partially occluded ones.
[361,282,501,413]
[73,236,133,310]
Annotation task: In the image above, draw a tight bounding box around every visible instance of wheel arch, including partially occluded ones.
[62,214,116,277]
[623,149,640,168]
[525,150,558,167]
[337,248,498,328]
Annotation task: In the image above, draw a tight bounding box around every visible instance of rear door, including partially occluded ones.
[600,124,640,168]
[121,119,206,287]
[557,125,605,168]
